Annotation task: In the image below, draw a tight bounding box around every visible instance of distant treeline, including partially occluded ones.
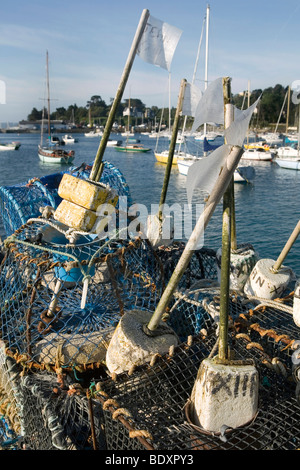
[26,84,297,130]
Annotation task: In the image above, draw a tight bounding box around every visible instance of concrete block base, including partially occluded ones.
[293,281,300,327]
[106,310,178,374]
[190,358,259,433]
[244,258,293,300]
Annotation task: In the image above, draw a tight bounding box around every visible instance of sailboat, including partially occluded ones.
[155,8,208,165]
[177,138,255,183]
[116,95,150,152]
[0,141,21,151]
[274,82,300,170]
[38,51,75,164]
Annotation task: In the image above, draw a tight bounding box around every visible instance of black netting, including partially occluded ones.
[19,371,107,450]
[93,293,300,451]
[1,211,299,451]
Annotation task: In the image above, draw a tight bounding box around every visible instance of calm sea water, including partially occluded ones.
[0,131,299,277]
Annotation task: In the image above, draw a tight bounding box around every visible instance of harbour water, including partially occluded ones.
[0,131,299,277]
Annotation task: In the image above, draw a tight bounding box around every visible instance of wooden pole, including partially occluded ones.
[218,185,231,361]
[146,144,244,332]
[158,79,187,220]
[89,9,150,182]
[218,77,233,361]
[223,80,237,251]
[272,219,300,273]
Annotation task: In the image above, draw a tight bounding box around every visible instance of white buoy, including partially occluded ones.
[244,258,294,300]
[189,357,259,433]
[216,243,258,291]
[245,221,299,300]
[145,213,174,249]
[293,280,300,327]
[106,310,178,374]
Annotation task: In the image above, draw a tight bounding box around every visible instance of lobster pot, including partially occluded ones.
[0,340,24,440]
[95,293,300,450]
[0,175,59,237]
[0,220,217,370]
[105,241,218,314]
[0,161,132,237]
[19,371,106,450]
[168,285,250,342]
[0,416,20,450]
[0,222,127,370]
[216,243,259,291]
[156,243,217,290]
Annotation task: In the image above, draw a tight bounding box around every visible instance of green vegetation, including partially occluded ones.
[26,84,297,130]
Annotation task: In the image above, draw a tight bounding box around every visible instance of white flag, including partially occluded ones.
[186,145,231,204]
[182,83,203,117]
[291,80,300,105]
[186,95,261,203]
[191,77,224,133]
[225,97,261,147]
[137,15,182,71]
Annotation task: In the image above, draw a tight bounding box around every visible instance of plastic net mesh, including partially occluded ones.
[0,206,299,450]
[0,223,218,449]
[0,219,217,370]
[0,161,132,237]
[94,289,300,451]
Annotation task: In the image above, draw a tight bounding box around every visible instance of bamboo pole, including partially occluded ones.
[145,146,244,332]
[158,79,187,221]
[89,9,150,182]
[272,219,300,273]
[218,187,231,360]
[218,77,233,361]
[223,80,237,251]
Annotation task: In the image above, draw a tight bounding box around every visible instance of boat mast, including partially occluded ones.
[286,86,290,135]
[179,13,205,152]
[46,50,51,141]
[203,3,210,137]
[275,88,288,133]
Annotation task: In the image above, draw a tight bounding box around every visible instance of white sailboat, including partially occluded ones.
[0,141,21,151]
[177,149,255,183]
[241,147,273,161]
[275,80,300,170]
[121,95,135,137]
[38,51,75,164]
[156,7,207,165]
[62,134,78,144]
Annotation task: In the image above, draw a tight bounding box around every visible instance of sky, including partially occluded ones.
[1,0,300,123]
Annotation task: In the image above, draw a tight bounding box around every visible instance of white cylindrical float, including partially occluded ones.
[244,258,294,300]
[188,357,259,433]
[106,310,178,374]
[145,214,174,249]
[293,280,300,327]
[216,243,258,291]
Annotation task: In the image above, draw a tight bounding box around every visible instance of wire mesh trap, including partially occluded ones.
[0,217,218,373]
[0,217,218,449]
[18,370,107,450]
[91,288,300,451]
[0,161,132,237]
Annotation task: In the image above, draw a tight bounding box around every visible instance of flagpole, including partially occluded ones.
[203,3,210,140]
[159,79,187,220]
[90,9,150,182]
[218,77,233,361]
[145,137,244,332]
